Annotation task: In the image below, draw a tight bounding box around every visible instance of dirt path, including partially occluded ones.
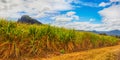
[2,45,120,60]
[41,45,120,60]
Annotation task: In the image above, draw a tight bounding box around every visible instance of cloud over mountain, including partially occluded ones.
[0,0,120,31]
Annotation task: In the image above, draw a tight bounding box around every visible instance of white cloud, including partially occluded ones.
[0,0,75,19]
[99,0,120,7]
[52,11,79,22]
[76,1,98,7]
[98,5,120,30]
[97,0,120,30]
[66,11,76,16]
[110,0,120,2]
[0,0,120,31]
[52,21,104,31]
[52,5,120,31]
[99,5,120,24]
[99,2,111,7]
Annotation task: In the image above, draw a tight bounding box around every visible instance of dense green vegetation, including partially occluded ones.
[0,19,119,59]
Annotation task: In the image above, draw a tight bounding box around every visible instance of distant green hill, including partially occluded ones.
[0,19,119,59]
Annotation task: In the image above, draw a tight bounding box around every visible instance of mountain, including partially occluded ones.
[105,30,120,36]
[17,15,42,24]
[92,30,120,36]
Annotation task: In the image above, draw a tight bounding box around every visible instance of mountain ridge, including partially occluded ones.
[92,30,120,36]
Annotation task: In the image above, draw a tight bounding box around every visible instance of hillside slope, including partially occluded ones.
[42,44,120,60]
[0,19,119,59]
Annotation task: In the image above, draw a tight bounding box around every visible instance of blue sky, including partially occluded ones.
[0,0,120,31]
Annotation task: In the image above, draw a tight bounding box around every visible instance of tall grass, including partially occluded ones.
[0,19,119,59]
